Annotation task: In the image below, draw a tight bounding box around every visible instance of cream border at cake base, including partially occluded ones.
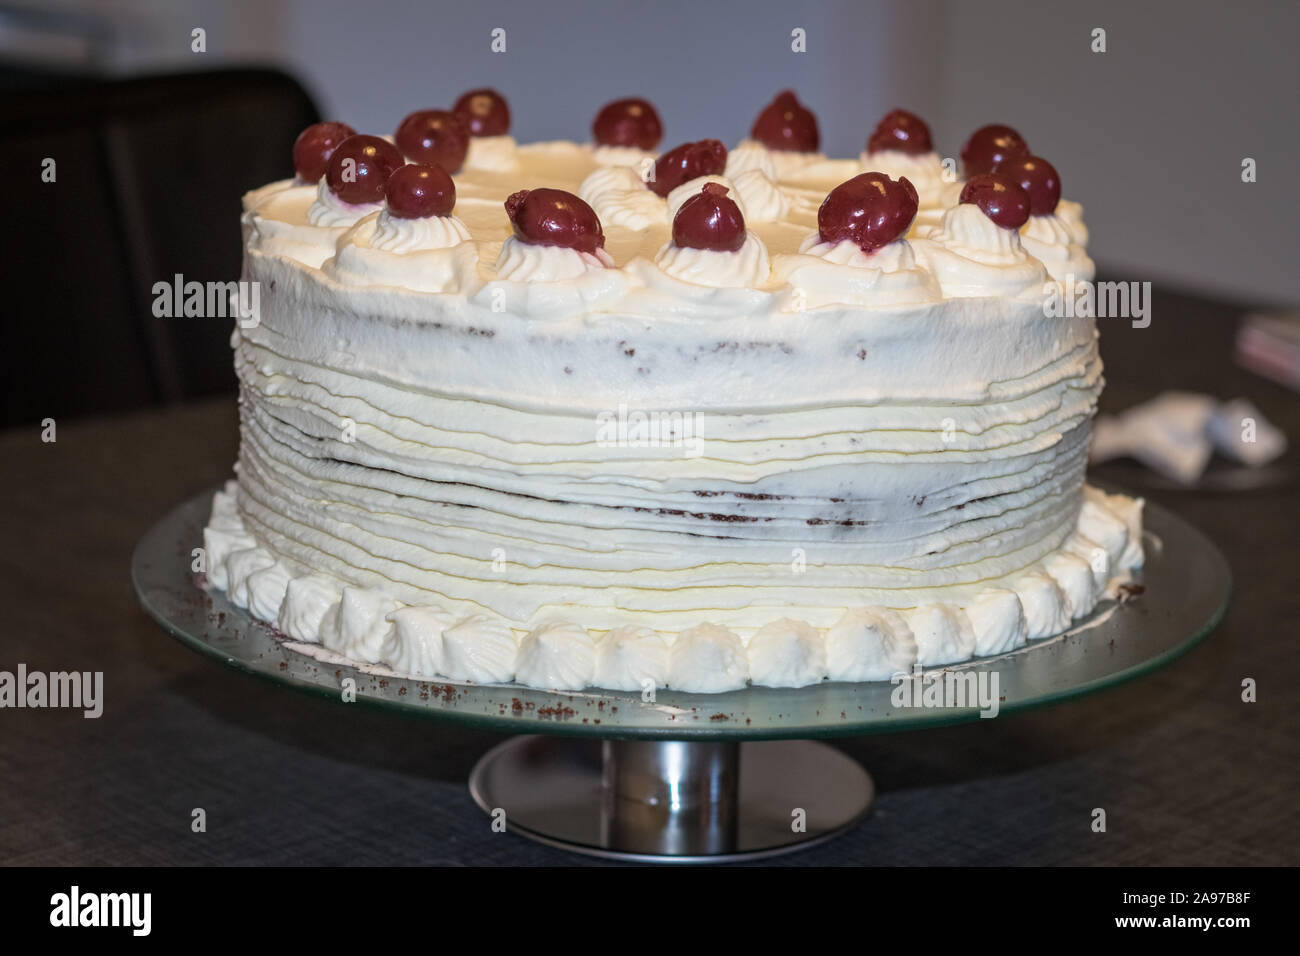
[200,481,1144,694]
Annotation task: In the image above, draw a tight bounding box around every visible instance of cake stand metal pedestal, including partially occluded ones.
[133,488,1229,864]
[469,736,873,862]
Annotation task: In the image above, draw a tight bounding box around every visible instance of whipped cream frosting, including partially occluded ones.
[1056,199,1089,245]
[463,134,520,172]
[593,626,669,691]
[913,203,1049,299]
[663,172,787,225]
[1021,212,1095,283]
[654,233,770,287]
[825,608,918,681]
[242,177,306,213]
[307,177,382,227]
[208,131,1133,694]
[773,235,940,309]
[578,165,663,230]
[493,235,614,281]
[731,139,828,181]
[370,209,472,252]
[589,143,656,170]
[323,211,478,294]
[244,185,347,269]
[204,477,1145,691]
[724,141,778,179]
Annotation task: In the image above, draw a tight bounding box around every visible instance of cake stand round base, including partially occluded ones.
[468,736,872,862]
[134,486,1230,863]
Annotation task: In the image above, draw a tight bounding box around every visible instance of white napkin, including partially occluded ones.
[1091,391,1287,483]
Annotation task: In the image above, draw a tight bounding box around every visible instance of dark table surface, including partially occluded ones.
[2,286,1297,866]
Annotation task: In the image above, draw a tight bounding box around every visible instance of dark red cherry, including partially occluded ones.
[867,109,933,155]
[394,109,469,173]
[960,124,1029,177]
[648,139,727,198]
[325,134,404,205]
[452,88,510,137]
[593,97,663,150]
[991,154,1060,216]
[385,164,456,219]
[959,173,1031,229]
[817,173,919,253]
[751,90,819,153]
[293,121,356,182]
[504,188,605,254]
[672,182,746,253]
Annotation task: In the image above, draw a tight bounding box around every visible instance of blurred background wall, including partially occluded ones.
[3,0,1296,305]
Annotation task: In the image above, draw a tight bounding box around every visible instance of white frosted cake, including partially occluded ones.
[204,91,1144,693]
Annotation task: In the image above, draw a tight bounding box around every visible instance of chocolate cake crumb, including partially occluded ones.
[1118,583,1146,604]
[537,703,576,718]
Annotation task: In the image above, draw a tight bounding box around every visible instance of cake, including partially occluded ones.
[204,90,1145,693]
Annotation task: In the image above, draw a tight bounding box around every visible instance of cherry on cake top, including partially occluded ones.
[866,109,933,155]
[293,121,356,182]
[395,109,470,173]
[593,97,663,150]
[818,172,918,253]
[672,182,747,253]
[453,88,511,137]
[648,139,728,198]
[751,90,819,153]
[960,173,1031,229]
[385,163,456,219]
[961,124,1029,177]
[325,134,404,205]
[505,188,605,254]
[992,154,1060,216]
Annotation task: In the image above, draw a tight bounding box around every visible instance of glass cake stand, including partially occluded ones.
[132,488,1230,862]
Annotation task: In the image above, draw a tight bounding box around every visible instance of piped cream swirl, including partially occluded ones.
[578,165,663,230]
[493,236,614,281]
[464,135,520,173]
[653,232,771,287]
[307,177,382,227]
[913,204,1048,298]
[1021,212,1096,283]
[324,211,478,294]
[771,236,940,308]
